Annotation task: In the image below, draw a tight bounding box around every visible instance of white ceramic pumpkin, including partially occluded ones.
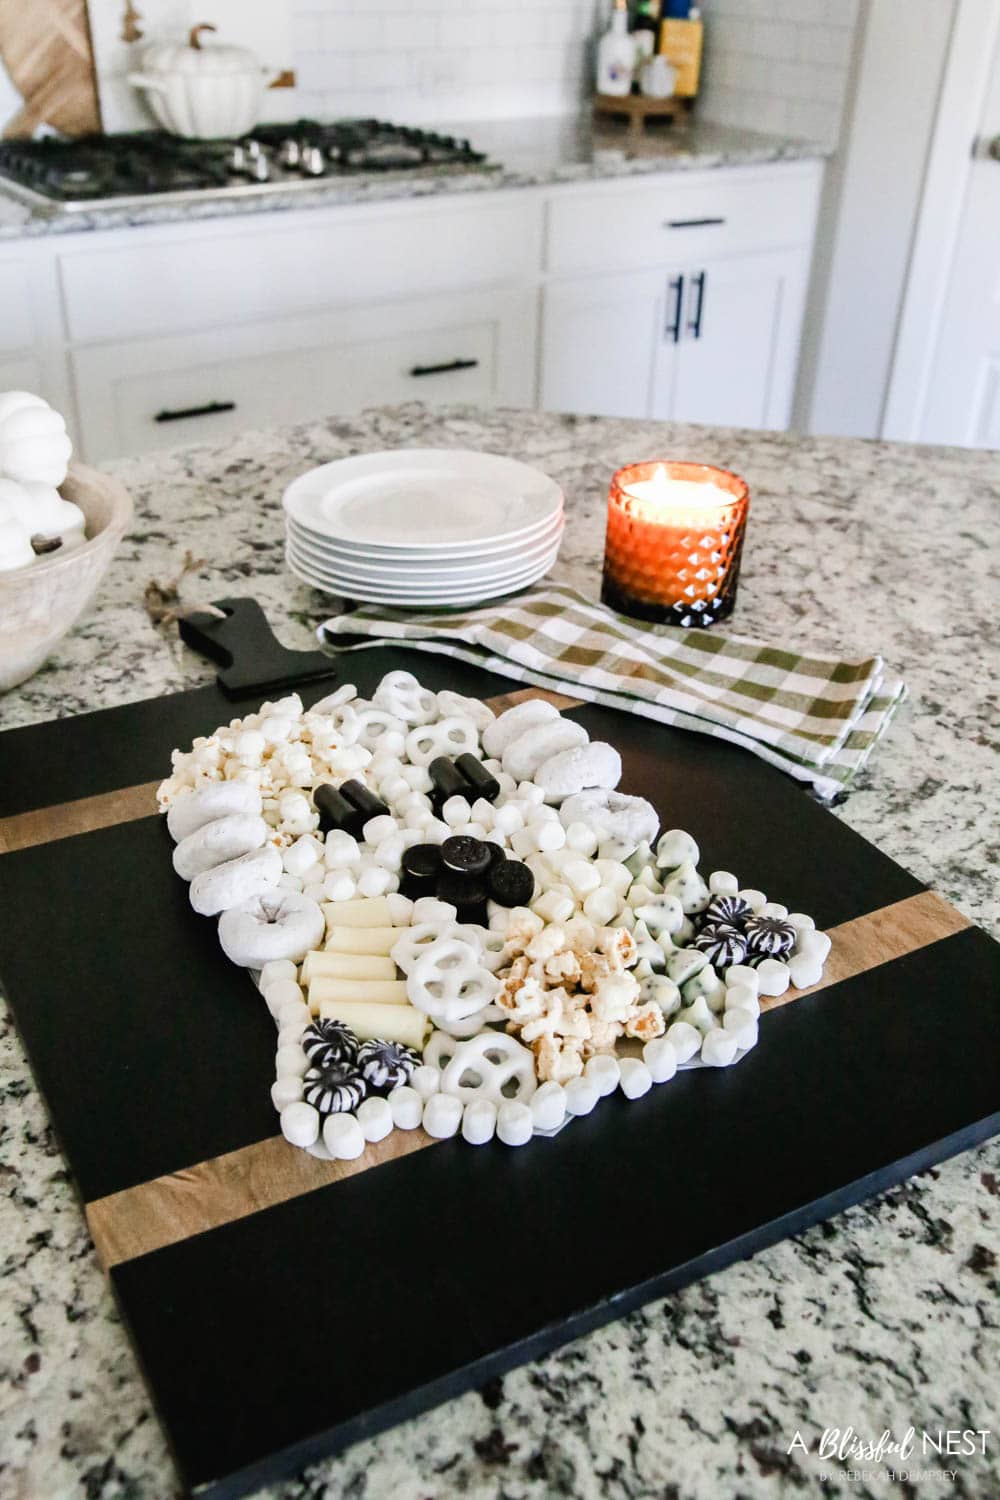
[0,392,73,487]
[0,476,85,548]
[128,24,268,139]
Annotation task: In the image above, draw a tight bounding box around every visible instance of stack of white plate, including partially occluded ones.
[283,449,565,607]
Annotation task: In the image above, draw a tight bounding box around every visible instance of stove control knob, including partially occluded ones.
[279,139,301,168]
[300,145,325,177]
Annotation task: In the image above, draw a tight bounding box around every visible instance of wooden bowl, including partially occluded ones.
[0,462,133,692]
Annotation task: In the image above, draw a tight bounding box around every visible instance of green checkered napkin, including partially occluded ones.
[319,583,906,801]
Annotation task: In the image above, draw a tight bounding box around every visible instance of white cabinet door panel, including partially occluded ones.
[0,256,36,354]
[541,269,665,419]
[72,287,538,461]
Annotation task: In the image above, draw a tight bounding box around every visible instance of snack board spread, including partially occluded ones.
[158,670,829,1156]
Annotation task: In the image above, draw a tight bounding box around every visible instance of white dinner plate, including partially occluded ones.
[286,517,565,582]
[285,509,565,566]
[286,540,560,599]
[286,549,558,605]
[283,449,564,552]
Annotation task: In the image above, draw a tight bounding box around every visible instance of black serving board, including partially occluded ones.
[1,646,998,1500]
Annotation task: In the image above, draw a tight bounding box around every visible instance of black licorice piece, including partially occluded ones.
[440,835,492,877]
[488,858,535,908]
[428,756,469,806]
[455,753,501,803]
[339,779,391,822]
[314,784,364,836]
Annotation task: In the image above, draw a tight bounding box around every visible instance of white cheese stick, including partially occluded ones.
[318,999,429,1049]
[309,977,409,1008]
[320,897,393,928]
[301,951,396,985]
[324,925,405,955]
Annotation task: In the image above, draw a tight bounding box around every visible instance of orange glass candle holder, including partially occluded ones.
[601,460,750,627]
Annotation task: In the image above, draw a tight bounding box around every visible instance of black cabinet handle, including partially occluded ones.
[154,400,236,424]
[664,216,726,229]
[687,271,706,339]
[665,274,684,343]
[409,358,480,378]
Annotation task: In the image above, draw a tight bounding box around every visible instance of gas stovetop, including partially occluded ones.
[0,120,494,211]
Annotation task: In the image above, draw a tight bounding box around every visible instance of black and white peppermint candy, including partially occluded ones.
[693,922,747,970]
[302,1018,359,1070]
[702,894,753,931]
[357,1038,420,1093]
[744,914,796,959]
[303,1062,367,1116]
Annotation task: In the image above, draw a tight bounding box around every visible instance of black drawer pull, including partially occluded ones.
[664,217,726,229]
[154,400,237,424]
[409,358,480,378]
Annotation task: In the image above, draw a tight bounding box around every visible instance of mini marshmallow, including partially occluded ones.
[618,1058,652,1099]
[262,976,304,1016]
[496,1100,534,1146]
[761,901,788,919]
[460,821,488,841]
[356,1096,394,1143]
[401,764,433,793]
[280,1101,320,1148]
[594,860,633,898]
[724,964,760,997]
[388,1084,423,1130]
[701,1030,740,1067]
[277,1022,306,1049]
[533,888,576,925]
[723,1009,759,1050]
[493,803,525,836]
[583,887,621,926]
[564,1075,600,1116]
[442,796,472,828]
[737,887,767,914]
[412,898,458,924]
[462,1098,498,1145]
[374,832,410,871]
[282,836,324,879]
[584,1054,620,1097]
[788,953,823,989]
[324,830,361,869]
[423,1092,462,1139]
[655,829,699,870]
[411,1064,441,1099]
[276,999,311,1030]
[564,821,599,857]
[755,958,791,998]
[509,827,538,859]
[533,819,567,853]
[530,1080,568,1131]
[787,912,815,934]
[563,858,602,898]
[275,1044,308,1078]
[323,870,358,903]
[357,866,398,898]
[517,781,545,805]
[271,1075,304,1110]
[471,798,496,829]
[323,1113,366,1159]
[382,775,412,806]
[642,1036,678,1084]
[260,958,298,991]
[362,814,398,847]
[277,874,304,893]
[665,1020,702,1064]
[795,928,832,963]
[708,870,739,895]
[385,892,414,926]
[724,984,760,1019]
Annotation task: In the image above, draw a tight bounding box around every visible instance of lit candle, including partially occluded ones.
[601,460,750,626]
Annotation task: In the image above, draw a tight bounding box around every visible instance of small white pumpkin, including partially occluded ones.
[0,392,73,487]
[0,476,85,549]
[128,24,267,139]
[0,514,34,573]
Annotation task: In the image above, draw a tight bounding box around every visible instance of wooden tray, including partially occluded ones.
[1,644,997,1500]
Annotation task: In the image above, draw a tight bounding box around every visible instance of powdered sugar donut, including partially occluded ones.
[218,889,325,967]
[558,789,659,850]
[190,845,282,917]
[501,719,589,782]
[173,813,269,881]
[166,782,263,842]
[481,699,559,759]
[534,741,622,802]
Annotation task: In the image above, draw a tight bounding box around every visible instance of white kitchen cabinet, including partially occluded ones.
[72,286,538,462]
[541,163,821,430]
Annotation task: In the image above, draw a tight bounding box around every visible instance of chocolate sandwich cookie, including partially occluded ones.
[436,870,490,925]
[454,753,501,803]
[314,784,365,837]
[400,841,444,899]
[440,835,493,877]
[488,858,535,908]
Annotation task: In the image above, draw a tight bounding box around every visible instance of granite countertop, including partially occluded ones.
[0,115,824,241]
[1,404,998,1500]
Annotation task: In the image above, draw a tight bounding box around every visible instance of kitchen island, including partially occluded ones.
[1,404,997,1499]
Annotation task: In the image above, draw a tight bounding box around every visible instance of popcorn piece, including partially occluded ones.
[624,1000,666,1042]
[531,1034,584,1084]
[590,972,639,1024]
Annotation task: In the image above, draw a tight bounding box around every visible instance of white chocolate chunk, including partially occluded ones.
[318,999,428,1049]
[301,951,396,984]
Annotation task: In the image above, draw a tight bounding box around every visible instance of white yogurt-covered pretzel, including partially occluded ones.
[435,690,495,732]
[391,920,476,974]
[439,1030,537,1105]
[405,716,480,766]
[353,707,407,753]
[373,671,439,726]
[406,935,498,1024]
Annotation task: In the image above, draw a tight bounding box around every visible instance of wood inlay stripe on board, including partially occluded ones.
[84,890,971,1270]
[0,690,584,857]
